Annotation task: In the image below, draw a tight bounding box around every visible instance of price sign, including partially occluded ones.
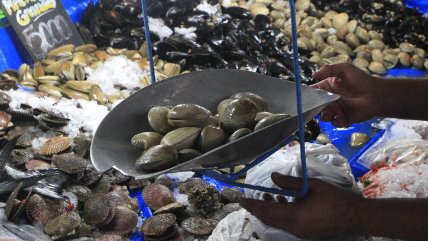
[0,0,84,61]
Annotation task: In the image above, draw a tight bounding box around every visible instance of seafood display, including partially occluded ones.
[133,92,293,172]
[80,0,428,80]
[2,43,183,106]
[141,178,243,240]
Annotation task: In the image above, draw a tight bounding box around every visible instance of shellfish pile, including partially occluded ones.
[3,42,184,106]
[81,0,428,78]
[141,177,243,240]
[132,92,294,172]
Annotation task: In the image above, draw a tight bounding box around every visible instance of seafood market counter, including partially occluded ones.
[0,0,428,241]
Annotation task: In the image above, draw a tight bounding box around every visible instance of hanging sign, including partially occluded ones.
[0,0,84,61]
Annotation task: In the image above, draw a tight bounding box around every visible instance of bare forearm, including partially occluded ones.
[350,198,428,240]
[375,77,428,121]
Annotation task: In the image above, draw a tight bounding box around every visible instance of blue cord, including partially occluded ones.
[289,0,308,198]
[141,0,156,84]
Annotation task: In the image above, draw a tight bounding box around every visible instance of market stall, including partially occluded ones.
[0,0,427,241]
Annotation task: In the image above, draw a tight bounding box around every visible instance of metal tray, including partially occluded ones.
[90,69,339,179]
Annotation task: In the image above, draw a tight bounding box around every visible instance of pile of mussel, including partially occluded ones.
[81,0,318,84]
[140,176,244,240]
[81,0,428,79]
[132,92,292,172]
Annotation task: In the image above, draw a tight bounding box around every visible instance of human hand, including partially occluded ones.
[240,172,363,239]
[311,63,381,127]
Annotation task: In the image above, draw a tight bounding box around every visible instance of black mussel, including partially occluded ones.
[254,15,271,31]
[222,6,252,20]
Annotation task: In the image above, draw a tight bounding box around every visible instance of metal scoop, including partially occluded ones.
[90,69,338,179]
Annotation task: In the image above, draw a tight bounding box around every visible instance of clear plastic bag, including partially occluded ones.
[244,143,360,241]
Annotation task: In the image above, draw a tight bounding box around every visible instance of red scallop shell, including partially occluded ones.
[142,184,175,211]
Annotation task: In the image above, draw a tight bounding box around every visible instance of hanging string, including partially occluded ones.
[141,0,156,84]
[288,0,308,198]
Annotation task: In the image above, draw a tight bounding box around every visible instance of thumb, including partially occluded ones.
[271,173,303,192]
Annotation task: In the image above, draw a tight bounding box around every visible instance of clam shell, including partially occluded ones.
[148,106,174,134]
[227,128,252,143]
[368,40,385,51]
[368,30,382,40]
[399,42,415,53]
[350,133,369,148]
[411,55,425,69]
[415,48,425,57]
[217,99,233,116]
[163,63,181,77]
[167,104,212,128]
[254,113,291,131]
[355,27,370,43]
[345,33,360,48]
[371,49,384,63]
[83,194,112,225]
[131,132,163,151]
[332,12,348,29]
[220,98,257,132]
[100,207,138,235]
[75,43,97,53]
[353,58,370,69]
[89,85,108,105]
[45,211,81,238]
[142,184,175,210]
[346,20,358,33]
[295,0,310,11]
[178,149,202,163]
[383,54,399,69]
[39,136,72,156]
[52,153,88,174]
[161,127,201,151]
[316,133,331,145]
[181,217,218,235]
[368,62,386,75]
[136,144,179,172]
[398,52,411,67]
[47,44,75,57]
[425,60,428,70]
[230,92,267,113]
[198,125,225,153]
[141,213,177,238]
[66,81,96,93]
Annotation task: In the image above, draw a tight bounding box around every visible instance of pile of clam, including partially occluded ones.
[132,92,292,172]
[1,43,183,106]
[140,176,243,240]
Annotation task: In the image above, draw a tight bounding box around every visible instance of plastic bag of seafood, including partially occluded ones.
[357,118,428,169]
[244,143,360,241]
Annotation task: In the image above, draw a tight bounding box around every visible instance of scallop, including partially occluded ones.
[220,98,257,132]
[26,194,66,225]
[45,211,81,239]
[25,159,51,170]
[52,153,88,174]
[83,194,112,225]
[141,213,177,239]
[39,135,72,156]
[66,185,93,203]
[142,184,175,211]
[100,206,138,235]
[220,187,244,203]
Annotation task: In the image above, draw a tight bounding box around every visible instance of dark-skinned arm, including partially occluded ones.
[240,172,428,241]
